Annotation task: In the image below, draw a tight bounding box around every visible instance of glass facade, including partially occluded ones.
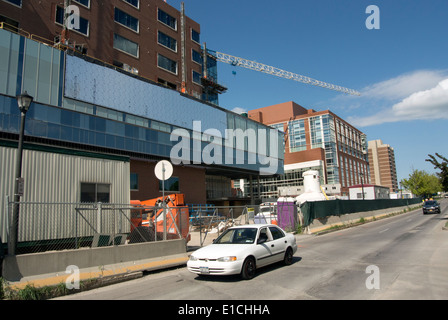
[0,28,284,176]
[288,119,306,152]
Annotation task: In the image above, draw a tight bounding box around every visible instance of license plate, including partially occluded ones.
[199,267,210,274]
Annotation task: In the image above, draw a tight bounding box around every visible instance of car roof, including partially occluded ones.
[229,224,278,229]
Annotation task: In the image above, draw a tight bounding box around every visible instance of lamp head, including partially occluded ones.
[17,91,34,113]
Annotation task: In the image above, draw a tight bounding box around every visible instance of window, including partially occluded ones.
[158,78,177,90]
[130,173,139,190]
[81,183,110,203]
[113,33,139,57]
[123,0,139,8]
[192,49,202,65]
[269,226,285,240]
[0,15,19,32]
[73,0,90,8]
[288,119,306,152]
[191,29,200,43]
[55,6,90,36]
[158,31,177,51]
[114,7,139,32]
[3,0,21,7]
[259,228,270,242]
[192,70,201,85]
[158,9,176,29]
[159,177,179,192]
[157,54,177,74]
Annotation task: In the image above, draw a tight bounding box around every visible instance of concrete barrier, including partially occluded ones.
[2,238,187,284]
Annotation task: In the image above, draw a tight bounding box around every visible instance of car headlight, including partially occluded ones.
[217,256,237,262]
[189,255,198,261]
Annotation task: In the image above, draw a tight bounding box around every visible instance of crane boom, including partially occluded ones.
[212,51,361,96]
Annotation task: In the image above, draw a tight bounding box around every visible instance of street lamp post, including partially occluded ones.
[8,91,33,256]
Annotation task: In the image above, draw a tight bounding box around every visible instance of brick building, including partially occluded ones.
[246,101,370,198]
[368,139,398,192]
[0,0,225,104]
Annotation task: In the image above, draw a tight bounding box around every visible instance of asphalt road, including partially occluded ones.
[57,199,448,300]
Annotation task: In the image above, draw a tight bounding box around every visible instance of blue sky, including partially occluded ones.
[169,0,448,185]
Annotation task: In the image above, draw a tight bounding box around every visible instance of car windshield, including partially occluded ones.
[425,201,437,206]
[214,228,257,244]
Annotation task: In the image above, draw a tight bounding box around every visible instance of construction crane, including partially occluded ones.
[207,49,361,96]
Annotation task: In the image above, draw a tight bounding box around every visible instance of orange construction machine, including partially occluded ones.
[129,194,190,243]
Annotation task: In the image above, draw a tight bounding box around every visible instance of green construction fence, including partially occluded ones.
[300,198,422,227]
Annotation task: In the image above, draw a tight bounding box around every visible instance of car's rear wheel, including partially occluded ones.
[241,257,256,280]
[283,247,293,265]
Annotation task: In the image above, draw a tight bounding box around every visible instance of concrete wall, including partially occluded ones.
[2,238,186,282]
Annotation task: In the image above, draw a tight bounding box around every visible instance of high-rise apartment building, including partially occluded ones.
[0,0,225,104]
[247,101,370,198]
[368,139,398,192]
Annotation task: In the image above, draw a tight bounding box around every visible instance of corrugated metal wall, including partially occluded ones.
[0,145,130,242]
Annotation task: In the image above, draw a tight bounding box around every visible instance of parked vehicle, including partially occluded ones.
[130,194,190,242]
[187,224,297,280]
[422,200,441,214]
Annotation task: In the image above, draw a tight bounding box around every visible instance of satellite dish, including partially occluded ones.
[154,160,173,181]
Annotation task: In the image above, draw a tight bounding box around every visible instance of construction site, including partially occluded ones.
[0,0,417,293]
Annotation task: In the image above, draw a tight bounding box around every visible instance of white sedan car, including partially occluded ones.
[187,224,297,280]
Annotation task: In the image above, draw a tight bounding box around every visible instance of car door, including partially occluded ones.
[268,226,288,262]
[254,227,274,267]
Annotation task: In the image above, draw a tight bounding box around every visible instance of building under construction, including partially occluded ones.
[0,0,227,105]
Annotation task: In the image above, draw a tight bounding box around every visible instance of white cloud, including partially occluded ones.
[231,107,247,114]
[341,70,448,127]
[362,70,447,101]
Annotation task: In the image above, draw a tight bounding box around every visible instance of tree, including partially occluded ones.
[426,153,448,192]
[400,169,442,198]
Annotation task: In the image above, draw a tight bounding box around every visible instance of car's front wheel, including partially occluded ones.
[241,257,256,280]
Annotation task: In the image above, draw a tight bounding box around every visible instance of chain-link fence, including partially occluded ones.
[5,201,190,255]
[188,203,282,246]
[3,200,291,254]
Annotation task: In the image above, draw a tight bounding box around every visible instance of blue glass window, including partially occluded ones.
[191,29,200,43]
[130,173,139,190]
[123,0,139,8]
[113,33,139,57]
[192,49,202,65]
[158,31,177,51]
[114,7,139,32]
[157,54,177,74]
[158,9,176,30]
[3,0,21,7]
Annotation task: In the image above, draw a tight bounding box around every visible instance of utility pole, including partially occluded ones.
[180,2,187,94]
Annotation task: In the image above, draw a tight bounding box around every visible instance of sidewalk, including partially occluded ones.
[5,230,216,291]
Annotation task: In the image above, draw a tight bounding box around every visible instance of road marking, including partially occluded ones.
[379,228,389,234]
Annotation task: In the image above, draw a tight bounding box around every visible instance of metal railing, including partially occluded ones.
[3,200,287,254]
